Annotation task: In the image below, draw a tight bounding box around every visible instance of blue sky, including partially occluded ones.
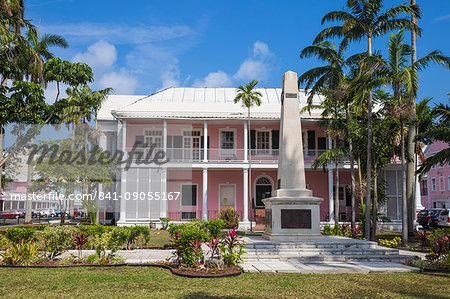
[26,0,450,105]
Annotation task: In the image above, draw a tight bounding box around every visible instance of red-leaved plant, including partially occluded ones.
[220,228,245,266]
[190,238,203,265]
[206,238,220,259]
[74,232,89,259]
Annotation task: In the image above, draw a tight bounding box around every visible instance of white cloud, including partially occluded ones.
[193,71,233,87]
[434,14,450,22]
[100,69,138,94]
[72,40,117,73]
[42,23,194,45]
[233,59,270,82]
[253,41,271,58]
[160,59,181,90]
[193,41,275,87]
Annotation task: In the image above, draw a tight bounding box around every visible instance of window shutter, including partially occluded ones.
[135,135,144,148]
[173,136,182,159]
[250,130,256,149]
[317,137,326,150]
[307,130,315,150]
[271,130,279,156]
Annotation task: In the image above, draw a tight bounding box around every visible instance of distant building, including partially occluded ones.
[420,141,450,209]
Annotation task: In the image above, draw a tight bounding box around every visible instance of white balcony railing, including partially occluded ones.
[125,148,329,164]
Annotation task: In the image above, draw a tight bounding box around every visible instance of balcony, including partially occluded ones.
[126,147,326,164]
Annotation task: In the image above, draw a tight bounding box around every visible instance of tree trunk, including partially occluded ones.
[25,138,34,224]
[401,119,409,246]
[334,137,340,225]
[0,126,4,212]
[358,157,363,206]
[346,109,356,229]
[69,122,76,219]
[371,164,378,241]
[407,0,418,237]
[248,107,251,223]
[365,35,373,240]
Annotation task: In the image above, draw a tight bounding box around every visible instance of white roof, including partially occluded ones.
[97,87,324,121]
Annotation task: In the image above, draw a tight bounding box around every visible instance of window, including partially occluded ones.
[220,185,236,207]
[221,131,234,149]
[439,177,445,191]
[439,162,444,168]
[256,130,270,154]
[181,184,197,206]
[448,176,450,191]
[421,180,428,196]
[431,178,436,192]
[431,165,436,170]
[144,129,163,149]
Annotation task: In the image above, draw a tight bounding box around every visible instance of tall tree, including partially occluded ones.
[314,0,421,240]
[298,41,358,227]
[234,80,262,225]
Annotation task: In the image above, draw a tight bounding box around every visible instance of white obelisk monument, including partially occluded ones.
[262,71,323,240]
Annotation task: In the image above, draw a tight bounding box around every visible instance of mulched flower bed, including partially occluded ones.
[129,262,243,278]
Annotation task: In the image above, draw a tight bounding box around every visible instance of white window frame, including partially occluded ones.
[439,162,444,168]
[143,127,163,149]
[255,129,271,156]
[448,176,450,191]
[181,129,202,161]
[439,176,445,192]
[180,183,198,207]
[431,178,436,192]
[218,183,237,209]
[254,175,274,208]
[219,128,237,157]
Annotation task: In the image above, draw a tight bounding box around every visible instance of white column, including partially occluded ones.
[327,136,334,222]
[161,168,168,217]
[202,168,208,220]
[416,178,424,210]
[203,122,208,162]
[244,121,248,162]
[163,120,167,153]
[119,120,127,224]
[243,168,249,222]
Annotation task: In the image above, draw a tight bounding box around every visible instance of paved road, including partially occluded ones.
[0,217,62,227]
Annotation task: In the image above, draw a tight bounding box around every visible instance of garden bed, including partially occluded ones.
[129,262,242,278]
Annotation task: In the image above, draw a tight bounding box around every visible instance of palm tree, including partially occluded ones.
[376,30,449,244]
[23,28,68,85]
[314,0,421,240]
[417,102,450,177]
[234,80,262,225]
[298,41,359,228]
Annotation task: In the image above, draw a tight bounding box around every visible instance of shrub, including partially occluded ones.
[0,241,41,266]
[86,254,125,265]
[219,207,239,229]
[73,232,89,259]
[78,224,109,236]
[111,225,151,250]
[92,231,126,262]
[219,228,245,266]
[35,225,78,260]
[378,237,401,248]
[5,227,36,244]
[322,225,333,235]
[205,219,225,239]
[168,222,209,267]
[160,217,170,230]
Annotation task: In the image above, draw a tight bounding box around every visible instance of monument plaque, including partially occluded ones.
[281,209,311,229]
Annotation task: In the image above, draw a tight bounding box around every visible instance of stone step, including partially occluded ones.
[243,254,411,263]
[244,248,399,256]
[245,243,379,250]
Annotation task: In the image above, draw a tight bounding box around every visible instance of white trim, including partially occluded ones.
[448,176,450,191]
[255,128,272,156]
[431,177,436,192]
[219,128,237,158]
[218,183,237,209]
[253,174,274,208]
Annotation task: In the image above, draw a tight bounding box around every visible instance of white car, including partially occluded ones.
[438,209,450,228]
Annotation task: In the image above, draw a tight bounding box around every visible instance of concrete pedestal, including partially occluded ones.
[262,189,323,240]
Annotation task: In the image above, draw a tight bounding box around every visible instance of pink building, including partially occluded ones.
[420,141,450,209]
[97,87,413,228]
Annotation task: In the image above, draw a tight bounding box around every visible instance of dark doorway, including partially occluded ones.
[255,185,272,207]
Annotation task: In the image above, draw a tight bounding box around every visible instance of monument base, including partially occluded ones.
[262,189,323,241]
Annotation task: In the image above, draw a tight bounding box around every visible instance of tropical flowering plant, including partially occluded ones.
[206,238,220,259]
[417,231,428,247]
[73,232,89,259]
[220,228,245,266]
[190,238,203,265]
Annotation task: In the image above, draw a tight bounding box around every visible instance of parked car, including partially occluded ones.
[0,210,24,219]
[35,208,56,217]
[417,209,430,228]
[17,209,35,218]
[438,209,450,228]
[417,209,443,229]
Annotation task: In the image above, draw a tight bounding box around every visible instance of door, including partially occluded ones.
[219,185,236,208]
[255,185,272,207]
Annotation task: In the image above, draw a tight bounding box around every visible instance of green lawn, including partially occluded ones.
[0,267,448,298]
